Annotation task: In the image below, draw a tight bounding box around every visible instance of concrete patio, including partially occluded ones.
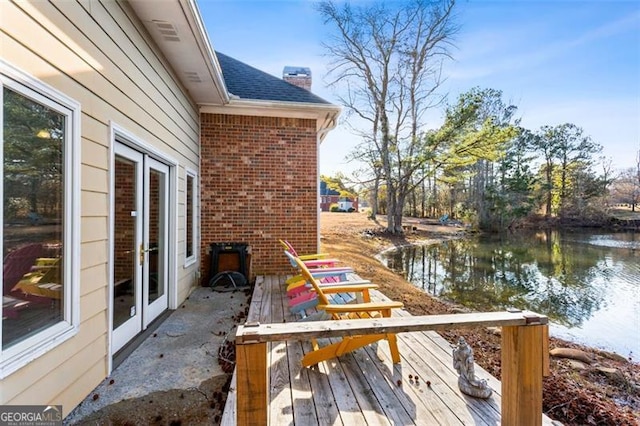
[64,286,250,424]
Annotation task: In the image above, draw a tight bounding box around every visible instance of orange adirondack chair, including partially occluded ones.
[292,255,404,367]
[279,239,340,267]
[2,244,44,317]
[284,250,376,317]
[279,239,350,290]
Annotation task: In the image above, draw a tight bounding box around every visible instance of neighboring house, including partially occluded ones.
[319,180,341,211]
[0,0,339,416]
[319,181,358,212]
[338,197,358,212]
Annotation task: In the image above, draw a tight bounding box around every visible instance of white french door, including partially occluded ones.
[112,143,170,353]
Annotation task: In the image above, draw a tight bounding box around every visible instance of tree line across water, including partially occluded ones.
[317,0,639,232]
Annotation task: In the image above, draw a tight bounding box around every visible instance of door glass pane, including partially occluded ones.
[3,87,64,349]
[148,168,165,303]
[113,156,137,329]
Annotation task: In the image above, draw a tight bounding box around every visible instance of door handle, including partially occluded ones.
[139,244,159,265]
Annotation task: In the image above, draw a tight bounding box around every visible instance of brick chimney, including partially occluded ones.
[283,66,312,91]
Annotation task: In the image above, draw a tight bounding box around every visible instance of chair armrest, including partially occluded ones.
[31,258,59,270]
[35,257,58,265]
[315,282,377,293]
[286,270,356,291]
[303,258,341,268]
[322,301,404,313]
[298,253,330,260]
[309,268,354,277]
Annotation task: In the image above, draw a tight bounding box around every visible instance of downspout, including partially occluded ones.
[316,111,340,251]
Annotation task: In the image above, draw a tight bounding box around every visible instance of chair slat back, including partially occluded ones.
[278,239,289,252]
[291,255,331,307]
[283,250,299,268]
[282,240,298,256]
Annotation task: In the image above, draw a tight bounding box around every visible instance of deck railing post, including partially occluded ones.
[501,323,549,426]
[236,341,268,426]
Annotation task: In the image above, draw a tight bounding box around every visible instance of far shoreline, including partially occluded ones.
[375,218,640,363]
[374,229,636,362]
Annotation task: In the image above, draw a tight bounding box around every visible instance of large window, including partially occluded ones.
[184,170,197,266]
[1,61,79,377]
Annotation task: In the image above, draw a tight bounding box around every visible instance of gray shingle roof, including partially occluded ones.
[215,52,331,105]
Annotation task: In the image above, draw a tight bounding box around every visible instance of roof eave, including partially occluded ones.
[200,99,341,141]
[128,0,229,105]
[181,0,229,104]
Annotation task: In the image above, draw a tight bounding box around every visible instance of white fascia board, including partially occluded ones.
[182,0,229,104]
[200,99,341,140]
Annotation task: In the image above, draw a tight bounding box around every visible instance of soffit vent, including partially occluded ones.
[153,20,180,42]
[184,71,202,83]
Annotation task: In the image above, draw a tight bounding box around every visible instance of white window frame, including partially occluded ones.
[184,168,198,268]
[0,60,81,379]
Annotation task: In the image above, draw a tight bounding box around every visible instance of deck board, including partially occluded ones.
[281,279,349,425]
[223,275,556,425]
[269,276,294,425]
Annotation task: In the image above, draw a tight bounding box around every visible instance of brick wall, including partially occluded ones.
[200,113,319,282]
[283,76,311,91]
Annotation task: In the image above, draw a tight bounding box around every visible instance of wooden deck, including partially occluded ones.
[222,275,556,425]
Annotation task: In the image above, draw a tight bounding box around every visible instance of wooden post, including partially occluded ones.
[542,324,550,376]
[501,324,548,426]
[236,342,268,426]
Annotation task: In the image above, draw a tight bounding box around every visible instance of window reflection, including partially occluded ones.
[2,87,65,349]
[149,169,164,303]
[186,174,193,258]
[113,156,137,330]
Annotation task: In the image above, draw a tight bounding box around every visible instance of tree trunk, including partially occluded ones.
[394,192,406,234]
[560,158,567,218]
[29,178,39,213]
[411,185,418,217]
[475,161,486,227]
[387,183,396,233]
[432,174,438,217]
[421,168,427,218]
[545,164,553,218]
[370,174,380,218]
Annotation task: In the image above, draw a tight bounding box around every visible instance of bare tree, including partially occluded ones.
[318,0,457,234]
[348,141,383,218]
[612,167,640,211]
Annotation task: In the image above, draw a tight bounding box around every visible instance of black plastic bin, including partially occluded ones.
[207,242,251,287]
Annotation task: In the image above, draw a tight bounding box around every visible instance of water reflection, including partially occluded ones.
[380,231,639,359]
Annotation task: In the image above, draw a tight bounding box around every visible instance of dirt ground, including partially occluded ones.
[72,212,639,425]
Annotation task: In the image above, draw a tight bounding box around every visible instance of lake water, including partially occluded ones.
[378,230,640,360]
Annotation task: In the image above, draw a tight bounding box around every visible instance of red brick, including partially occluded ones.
[199,113,319,283]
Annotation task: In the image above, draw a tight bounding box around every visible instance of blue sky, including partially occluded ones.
[199,0,640,177]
